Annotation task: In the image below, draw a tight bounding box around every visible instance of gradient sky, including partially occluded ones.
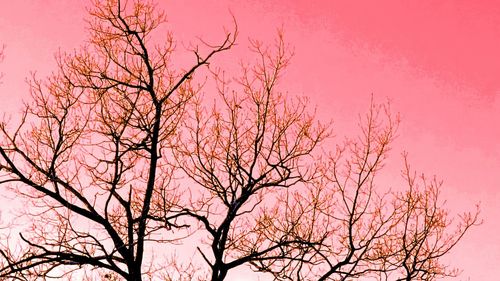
[0,1,499,280]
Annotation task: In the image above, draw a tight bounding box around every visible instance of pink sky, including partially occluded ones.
[0,0,499,279]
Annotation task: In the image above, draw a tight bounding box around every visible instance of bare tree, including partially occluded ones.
[0,1,479,280]
[385,156,480,281]
[173,33,330,281]
[0,0,234,280]
[248,101,480,281]
[247,101,400,280]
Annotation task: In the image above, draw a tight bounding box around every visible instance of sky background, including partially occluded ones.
[0,0,499,280]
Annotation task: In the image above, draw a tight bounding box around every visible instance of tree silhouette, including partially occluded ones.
[387,155,480,281]
[0,1,479,281]
[0,0,234,280]
[244,103,480,281]
[173,33,330,281]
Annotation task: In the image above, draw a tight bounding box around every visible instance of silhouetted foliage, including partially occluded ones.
[0,0,234,280]
[0,1,479,281]
[173,32,330,281]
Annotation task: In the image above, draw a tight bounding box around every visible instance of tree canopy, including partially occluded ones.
[0,1,479,281]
